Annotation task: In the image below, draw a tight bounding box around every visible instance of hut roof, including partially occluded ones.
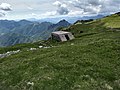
[52,31,70,35]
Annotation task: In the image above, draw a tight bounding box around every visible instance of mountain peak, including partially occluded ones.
[19,19,32,23]
[57,19,71,27]
[58,19,70,23]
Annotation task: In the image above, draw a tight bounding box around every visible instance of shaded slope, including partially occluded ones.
[0,33,32,47]
[13,22,53,40]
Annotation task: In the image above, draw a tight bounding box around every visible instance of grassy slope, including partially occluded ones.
[0,13,120,90]
[102,14,120,28]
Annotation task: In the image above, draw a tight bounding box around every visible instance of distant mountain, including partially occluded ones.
[54,19,71,27]
[17,19,33,26]
[0,20,33,34]
[48,19,71,30]
[0,20,18,30]
[13,22,53,41]
[0,33,32,47]
[27,14,105,23]
[26,18,39,22]
[0,19,71,47]
[0,20,18,34]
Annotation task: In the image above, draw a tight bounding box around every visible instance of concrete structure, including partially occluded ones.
[51,31,74,42]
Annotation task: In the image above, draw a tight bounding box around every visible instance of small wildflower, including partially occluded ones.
[30,48,37,51]
[114,79,120,88]
[27,82,34,86]
[72,84,81,90]
[44,47,50,49]
[0,50,20,58]
[71,43,74,45]
[105,84,113,90]
[39,46,43,48]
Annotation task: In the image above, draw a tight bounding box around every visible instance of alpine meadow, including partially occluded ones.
[0,12,120,90]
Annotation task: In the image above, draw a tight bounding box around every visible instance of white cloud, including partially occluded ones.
[0,3,12,11]
[53,1,62,7]
[0,3,12,17]
[42,11,57,16]
[24,11,57,19]
[68,10,84,16]
[31,13,37,16]
[27,7,33,10]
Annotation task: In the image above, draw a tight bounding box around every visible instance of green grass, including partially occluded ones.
[0,13,120,90]
[86,14,120,28]
[102,14,120,28]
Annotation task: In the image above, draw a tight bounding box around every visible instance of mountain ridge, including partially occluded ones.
[0,19,71,47]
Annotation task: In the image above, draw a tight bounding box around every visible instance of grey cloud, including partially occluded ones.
[57,6,69,15]
[99,0,120,14]
[53,1,69,15]
[1,7,12,11]
[70,0,120,14]
[0,12,5,17]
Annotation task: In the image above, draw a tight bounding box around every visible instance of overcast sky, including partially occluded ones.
[0,0,120,20]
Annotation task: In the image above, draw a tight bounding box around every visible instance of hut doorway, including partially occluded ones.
[65,34,70,40]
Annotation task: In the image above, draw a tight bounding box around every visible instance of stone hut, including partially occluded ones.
[51,31,74,42]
